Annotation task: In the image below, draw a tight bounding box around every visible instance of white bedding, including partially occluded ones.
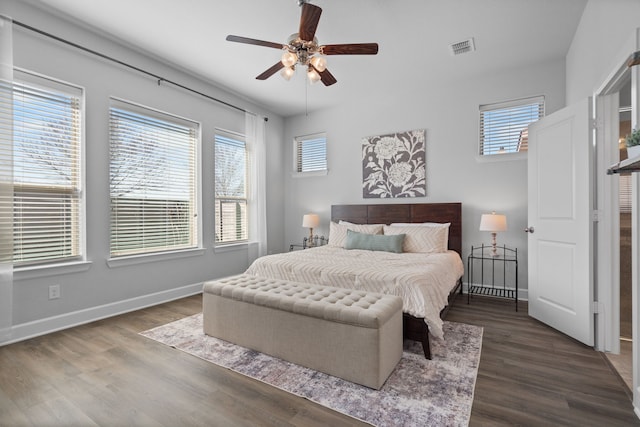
[244,246,464,339]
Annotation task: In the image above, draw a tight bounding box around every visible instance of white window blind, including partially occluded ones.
[109,99,198,257]
[214,131,248,244]
[480,96,544,155]
[295,133,327,173]
[12,72,83,266]
[620,173,632,213]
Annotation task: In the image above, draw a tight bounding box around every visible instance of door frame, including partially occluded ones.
[595,87,623,355]
[594,27,640,414]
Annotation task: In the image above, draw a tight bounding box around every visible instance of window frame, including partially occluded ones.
[478,95,545,159]
[214,129,249,246]
[292,132,328,177]
[11,69,86,269]
[108,97,201,259]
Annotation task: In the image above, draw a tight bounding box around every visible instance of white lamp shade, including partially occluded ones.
[281,50,297,67]
[310,56,327,72]
[302,214,320,228]
[280,66,295,81]
[479,213,507,232]
[307,67,321,84]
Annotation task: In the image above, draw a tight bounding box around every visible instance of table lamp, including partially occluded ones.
[302,214,320,247]
[479,211,507,257]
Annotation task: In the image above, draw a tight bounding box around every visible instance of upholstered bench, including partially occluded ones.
[202,274,403,389]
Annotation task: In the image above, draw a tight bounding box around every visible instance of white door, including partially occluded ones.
[527,98,594,346]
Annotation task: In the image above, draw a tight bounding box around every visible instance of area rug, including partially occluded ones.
[141,313,482,427]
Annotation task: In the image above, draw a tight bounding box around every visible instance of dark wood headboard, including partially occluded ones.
[331,203,462,255]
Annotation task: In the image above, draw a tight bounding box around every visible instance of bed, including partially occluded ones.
[245,202,464,358]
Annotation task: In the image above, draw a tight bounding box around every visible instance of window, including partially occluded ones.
[109,99,198,257]
[620,174,631,213]
[214,131,248,244]
[294,132,327,173]
[479,96,544,155]
[12,71,83,266]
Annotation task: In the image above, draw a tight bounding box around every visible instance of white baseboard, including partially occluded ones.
[462,282,528,301]
[1,282,203,346]
[2,281,526,347]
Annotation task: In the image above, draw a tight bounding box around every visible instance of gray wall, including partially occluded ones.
[1,0,285,343]
[566,0,640,105]
[9,0,639,343]
[282,58,568,293]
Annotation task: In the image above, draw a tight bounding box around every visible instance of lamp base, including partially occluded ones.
[489,232,500,257]
[307,228,315,247]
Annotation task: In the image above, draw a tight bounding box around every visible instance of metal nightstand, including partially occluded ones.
[467,244,518,310]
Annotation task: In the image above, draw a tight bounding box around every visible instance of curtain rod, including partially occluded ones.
[12,19,268,121]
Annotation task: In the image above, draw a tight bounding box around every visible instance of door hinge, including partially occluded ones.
[592,210,601,222]
[592,301,601,314]
[590,119,598,130]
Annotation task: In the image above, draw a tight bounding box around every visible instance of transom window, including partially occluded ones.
[12,71,83,266]
[479,96,544,155]
[109,98,199,257]
[214,131,248,244]
[294,132,327,173]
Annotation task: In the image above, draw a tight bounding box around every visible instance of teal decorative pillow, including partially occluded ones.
[344,230,405,253]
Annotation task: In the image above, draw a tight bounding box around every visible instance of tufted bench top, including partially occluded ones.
[203,274,403,329]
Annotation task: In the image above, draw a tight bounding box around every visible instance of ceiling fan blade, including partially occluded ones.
[226,35,284,50]
[317,67,337,86]
[256,62,285,80]
[322,43,379,55]
[299,3,322,41]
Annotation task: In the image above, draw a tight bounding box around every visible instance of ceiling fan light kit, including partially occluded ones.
[310,56,326,72]
[281,50,298,68]
[280,66,295,81]
[226,1,378,87]
[307,67,321,84]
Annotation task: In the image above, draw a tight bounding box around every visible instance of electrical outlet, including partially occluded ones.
[48,284,60,300]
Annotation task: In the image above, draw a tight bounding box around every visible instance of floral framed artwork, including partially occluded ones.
[362,129,426,198]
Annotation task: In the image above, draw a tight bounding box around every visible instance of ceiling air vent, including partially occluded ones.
[450,38,475,56]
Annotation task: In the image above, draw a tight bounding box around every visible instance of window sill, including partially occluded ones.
[107,248,206,268]
[291,170,328,178]
[476,152,527,163]
[214,241,256,254]
[14,260,93,280]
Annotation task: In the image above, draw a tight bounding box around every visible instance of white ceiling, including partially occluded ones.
[28,0,588,117]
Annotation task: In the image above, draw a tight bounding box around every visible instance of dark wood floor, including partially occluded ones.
[448,295,639,426]
[0,294,638,426]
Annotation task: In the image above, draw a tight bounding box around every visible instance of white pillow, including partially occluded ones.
[383,224,449,253]
[389,223,450,250]
[328,222,384,247]
[339,220,386,228]
[390,222,451,227]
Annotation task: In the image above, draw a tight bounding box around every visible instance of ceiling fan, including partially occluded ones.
[225,0,378,86]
